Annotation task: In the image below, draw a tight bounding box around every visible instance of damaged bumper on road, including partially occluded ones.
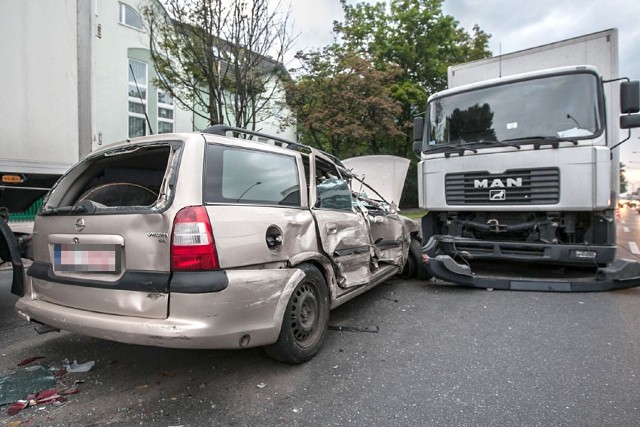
[421,235,640,292]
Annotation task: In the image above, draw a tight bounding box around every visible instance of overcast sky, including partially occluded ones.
[285,0,640,186]
[287,0,640,77]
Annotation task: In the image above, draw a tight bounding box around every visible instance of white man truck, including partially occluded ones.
[413,29,640,291]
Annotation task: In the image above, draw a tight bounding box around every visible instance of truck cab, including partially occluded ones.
[414,58,640,291]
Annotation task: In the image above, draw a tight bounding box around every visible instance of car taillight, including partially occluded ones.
[171,206,219,271]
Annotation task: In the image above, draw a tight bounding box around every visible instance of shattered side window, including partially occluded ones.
[204,144,301,206]
[315,160,352,211]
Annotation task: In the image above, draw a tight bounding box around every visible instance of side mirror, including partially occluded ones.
[619,81,640,129]
[413,117,424,156]
[413,117,424,142]
[621,80,640,114]
[621,114,640,129]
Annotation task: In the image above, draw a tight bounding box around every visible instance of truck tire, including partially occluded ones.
[264,264,329,364]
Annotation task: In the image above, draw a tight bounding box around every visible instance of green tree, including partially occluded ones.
[621,162,628,194]
[334,0,492,157]
[290,0,491,207]
[287,47,404,158]
[143,0,293,130]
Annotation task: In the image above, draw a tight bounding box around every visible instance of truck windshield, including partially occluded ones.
[425,72,602,148]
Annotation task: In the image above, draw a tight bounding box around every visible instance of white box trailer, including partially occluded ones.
[447,30,619,87]
[413,29,640,291]
[0,0,94,235]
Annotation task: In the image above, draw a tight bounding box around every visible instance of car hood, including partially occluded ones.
[342,155,410,206]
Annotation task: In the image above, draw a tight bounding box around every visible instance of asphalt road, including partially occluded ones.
[1,213,640,426]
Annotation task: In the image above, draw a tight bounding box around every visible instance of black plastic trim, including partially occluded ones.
[421,238,640,292]
[1,219,24,296]
[28,262,170,293]
[27,262,229,294]
[170,270,229,293]
[334,245,370,257]
[429,235,616,266]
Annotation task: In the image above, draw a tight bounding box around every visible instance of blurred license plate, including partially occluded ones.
[54,244,121,273]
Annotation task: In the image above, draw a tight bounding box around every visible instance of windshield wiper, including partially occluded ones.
[463,140,522,150]
[501,136,578,149]
[424,144,478,157]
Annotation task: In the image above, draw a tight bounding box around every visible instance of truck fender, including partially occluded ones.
[0,218,24,296]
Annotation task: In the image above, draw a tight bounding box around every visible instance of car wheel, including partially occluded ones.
[400,243,417,279]
[264,264,329,364]
[406,239,432,280]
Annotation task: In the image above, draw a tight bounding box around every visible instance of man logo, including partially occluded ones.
[490,190,506,201]
[474,178,523,188]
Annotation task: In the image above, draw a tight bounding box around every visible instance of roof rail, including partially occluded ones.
[202,125,343,166]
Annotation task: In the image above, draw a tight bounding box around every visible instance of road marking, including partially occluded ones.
[624,227,630,232]
[630,242,640,255]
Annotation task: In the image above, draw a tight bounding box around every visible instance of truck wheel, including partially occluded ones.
[264,264,329,364]
[401,239,432,280]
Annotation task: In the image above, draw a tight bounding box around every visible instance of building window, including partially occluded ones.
[119,3,145,31]
[128,59,147,138]
[157,90,174,134]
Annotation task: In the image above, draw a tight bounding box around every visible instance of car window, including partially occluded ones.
[315,159,352,211]
[204,144,300,206]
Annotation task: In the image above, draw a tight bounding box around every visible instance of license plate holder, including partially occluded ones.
[53,244,122,273]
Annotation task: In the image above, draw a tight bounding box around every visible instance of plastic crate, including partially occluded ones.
[8,198,43,223]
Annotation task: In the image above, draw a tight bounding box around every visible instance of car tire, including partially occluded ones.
[402,239,432,280]
[264,264,330,364]
[400,242,417,279]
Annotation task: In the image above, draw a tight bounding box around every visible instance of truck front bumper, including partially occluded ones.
[421,235,640,292]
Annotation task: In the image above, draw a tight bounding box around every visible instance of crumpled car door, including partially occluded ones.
[310,157,373,288]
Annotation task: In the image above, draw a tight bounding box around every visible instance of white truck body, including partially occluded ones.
[0,0,198,232]
[0,0,94,235]
[415,29,640,291]
[0,0,92,175]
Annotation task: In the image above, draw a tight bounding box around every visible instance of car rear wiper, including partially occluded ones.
[501,136,578,148]
[40,205,88,216]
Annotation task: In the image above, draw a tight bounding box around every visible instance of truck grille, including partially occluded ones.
[445,168,560,205]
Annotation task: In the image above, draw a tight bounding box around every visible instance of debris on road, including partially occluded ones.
[383,293,399,302]
[63,360,95,373]
[328,325,379,333]
[0,365,56,406]
[16,356,45,367]
[1,358,94,417]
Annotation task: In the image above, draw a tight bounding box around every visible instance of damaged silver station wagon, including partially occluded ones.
[13,126,427,363]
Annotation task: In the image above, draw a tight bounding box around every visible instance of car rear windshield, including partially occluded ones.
[41,143,178,214]
[204,144,300,207]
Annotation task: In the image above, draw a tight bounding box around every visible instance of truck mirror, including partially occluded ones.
[621,80,640,114]
[412,140,423,155]
[413,117,424,143]
[620,114,640,129]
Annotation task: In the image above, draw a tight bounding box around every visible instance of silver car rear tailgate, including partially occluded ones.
[27,215,172,319]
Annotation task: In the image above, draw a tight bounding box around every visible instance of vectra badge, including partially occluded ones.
[75,218,86,232]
